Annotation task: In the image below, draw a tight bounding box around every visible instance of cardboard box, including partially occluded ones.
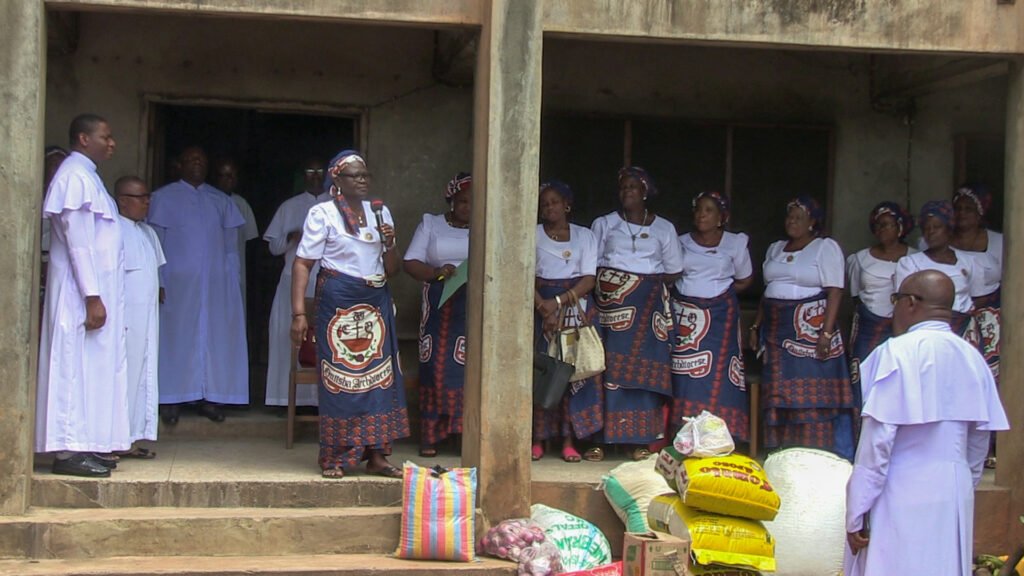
[622,532,692,576]
[561,561,623,576]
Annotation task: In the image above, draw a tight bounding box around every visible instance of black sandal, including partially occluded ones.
[197,403,226,422]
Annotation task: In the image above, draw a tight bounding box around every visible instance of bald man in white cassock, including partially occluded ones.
[36,114,129,478]
[115,176,165,459]
[844,269,1008,576]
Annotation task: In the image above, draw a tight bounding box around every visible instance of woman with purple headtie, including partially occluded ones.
[751,196,855,460]
[532,180,603,462]
[846,202,915,405]
[897,200,984,344]
[591,167,683,461]
[669,191,753,444]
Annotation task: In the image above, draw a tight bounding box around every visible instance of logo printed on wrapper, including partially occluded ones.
[793,300,825,343]
[672,301,710,352]
[977,306,1000,359]
[652,311,672,342]
[728,355,745,389]
[453,336,466,365]
[672,351,712,377]
[320,358,394,394]
[596,268,640,305]
[418,335,432,363]
[599,307,636,331]
[327,303,386,370]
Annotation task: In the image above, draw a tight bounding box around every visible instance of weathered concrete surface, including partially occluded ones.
[0,0,45,517]
[544,0,1023,55]
[45,0,482,27]
[0,507,407,559]
[462,0,543,523]
[998,57,1024,549]
[0,554,516,576]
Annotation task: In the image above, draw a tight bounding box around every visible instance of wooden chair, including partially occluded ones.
[287,297,319,448]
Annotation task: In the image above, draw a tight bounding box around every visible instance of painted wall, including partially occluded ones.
[542,38,1008,253]
[44,13,1009,341]
[44,11,475,340]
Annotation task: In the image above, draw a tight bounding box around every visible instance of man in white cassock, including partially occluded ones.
[115,176,165,459]
[264,158,328,408]
[36,114,129,477]
[149,146,249,424]
[213,157,259,310]
[844,269,1009,576]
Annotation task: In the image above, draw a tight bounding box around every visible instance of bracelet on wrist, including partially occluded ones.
[293,313,306,318]
[554,294,563,307]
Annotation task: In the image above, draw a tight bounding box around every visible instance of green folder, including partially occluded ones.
[438,260,468,307]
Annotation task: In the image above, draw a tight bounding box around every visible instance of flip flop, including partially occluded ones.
[583,447,604,462]
[367,465,402,479]
[531,442,544,461]
[561,446,582,463]
[321,466,345,479]
[419,446,438,458]
[984,456,997,469]
[118,447,156,460]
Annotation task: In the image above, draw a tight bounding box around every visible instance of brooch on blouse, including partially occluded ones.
[364,232,374,241]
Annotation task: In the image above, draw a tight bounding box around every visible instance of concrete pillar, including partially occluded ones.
[998,58,1024,515]
[0,0,46,515]
[462,0,543,520]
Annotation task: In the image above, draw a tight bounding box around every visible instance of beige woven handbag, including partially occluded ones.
[547,293,605,382]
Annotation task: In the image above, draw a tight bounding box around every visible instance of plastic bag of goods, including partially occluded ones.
[763,448,851,576]
[530,503,612,572]
[676,453,780,521]
[655,445,685,491]
[602,455,674,533]
[477,518,548,561]
[516,540,563,576]
[647,494,776,572]
[395,463,476,561]
[674,410,735,457]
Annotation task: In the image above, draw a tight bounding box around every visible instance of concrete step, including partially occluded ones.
[0,555,516,575]
[31,477,402,509]
[0,507,429,560]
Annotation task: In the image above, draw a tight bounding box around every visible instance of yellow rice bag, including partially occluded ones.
[676,454,780,521]
[647,495,775,572]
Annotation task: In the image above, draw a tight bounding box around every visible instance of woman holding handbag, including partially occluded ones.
[670,191,753,443]
[591,167,684,461]
[533,180,604,462]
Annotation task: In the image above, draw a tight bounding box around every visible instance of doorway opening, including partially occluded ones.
[148,102,358,406]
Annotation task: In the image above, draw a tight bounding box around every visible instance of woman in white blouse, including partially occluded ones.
[670,191,753,443]
[290,150,408,479]
[403,173,472,458]
[591,167,684,461]
[951,184,1003,381]
[751,196,855,460]
[846,202,915,402]
[532,180,603,462]
[897,200,982,344]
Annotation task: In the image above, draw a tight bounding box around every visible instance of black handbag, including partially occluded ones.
[532,329,574,410]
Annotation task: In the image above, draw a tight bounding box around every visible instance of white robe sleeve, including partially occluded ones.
[296,206,328,261]
[733,233,753,280]
[403,216,431,263]
[591,216,608,263]
[61,209,100,297]
[893,255,916,292]
[967,423,991,488]
[846,416,898,533]
[660,220,685,274]
[847,252,863,298]
[818,238,845,289]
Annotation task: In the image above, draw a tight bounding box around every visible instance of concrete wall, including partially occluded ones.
[44,11,475,338]
[542,38,1008,253]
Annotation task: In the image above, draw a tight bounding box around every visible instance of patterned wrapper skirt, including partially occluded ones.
[315,269,410,471]
[533,278,604,441]
[594,267,673,444]
[417,280,467,447]
[848,302,892,409]
[973,288,1001,383]
[760,294,855,461]
[669,288,748,442]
